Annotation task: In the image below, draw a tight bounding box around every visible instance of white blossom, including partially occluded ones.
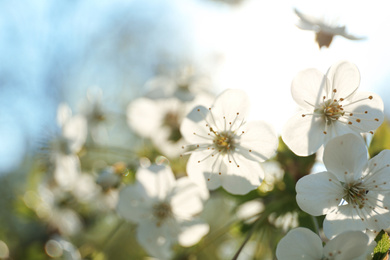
[276,228,369,260]
[46,103,87,189]
[116,164,209,259]
[181,89,278,195]
[282,61,384,156]
[296,134,390,238]
[294,9,365,48]
[127,94,213,158]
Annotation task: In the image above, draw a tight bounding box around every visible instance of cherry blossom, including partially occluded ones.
[276,228,369,260]
[116,164,209,259]
[296,134,390,238]
[181,89,278,195]
[294,9,366,48]
[282,61,384,156]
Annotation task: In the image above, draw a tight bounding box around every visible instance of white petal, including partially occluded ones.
[343,92,384,132]
[282,112,326,156]
[365,202,390,232]
[54,154,80,190]
[221,153,264,195]
[178,220,209,247]
[210,89,249,131]
[57,103,72,127]
[326,61,360,99]
[324,231,368,260]
[137,221,176,259]
[296,171,344,216]
[186,150,222,191]
[291,68,329,110]
[323,134,368,181]
[116,184,152,223]
[136,165,176,200]
[323,205,367,239]
[237,121,278,162]
[180,106,211,144]
[126,98,163,137]
[365,150,390,190]
[63,115,87,153]
[276,228,323,260]
[170,177,209,219]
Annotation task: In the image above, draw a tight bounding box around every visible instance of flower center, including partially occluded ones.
[316,99,345,123]
[153,202,172,224]
[212,130,236,154]
[343,182,368,209]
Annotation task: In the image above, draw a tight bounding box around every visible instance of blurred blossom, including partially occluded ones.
[294,8,366,48]
[235,199,264,224]
[276,228,369,260]
[0,240,9,259]
[45,236,81,260]
[200,194,236,230]
[78,87,111,143]
[116,164,209,259]
[96,162,126,191]
[181,89,278,194]
[268,211,299,232]
[259,161,284,192]
[127,93,213,158]
[72,173,100,203]
[144,65,215,102]
[42,103,87,190]
[30,182,84,236]
[282,61,384,156]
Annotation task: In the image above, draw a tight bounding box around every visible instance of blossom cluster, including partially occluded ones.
[19,59,389,260]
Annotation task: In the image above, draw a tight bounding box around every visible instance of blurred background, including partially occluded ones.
[2,0,390,174]
[1,0,390,259]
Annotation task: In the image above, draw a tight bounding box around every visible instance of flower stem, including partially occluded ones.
[231,215,264,260]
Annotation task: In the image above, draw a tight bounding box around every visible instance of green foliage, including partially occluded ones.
[276,137,316,183]
[373,231,390,260]
[369,119,390,158]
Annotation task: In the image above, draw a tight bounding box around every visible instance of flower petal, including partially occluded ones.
[323,205,367,239]
[116,184,152,223]
[365,150,390,190]
[282,112,326,156]
[180,105,211,144]
[57,103,72,127]
[210,89,249,131]
[63,115,87,153]
[54,154,80,190]
[296,171,344,216]
[170,177,209,219]
[291,68,329,110]
[276,228,323,260]
[343,92,384,132]
[186,150,222,191]
[326,61,360,100]
[221,153,264,195]
[126,98,163,137]
[178,219,209,247]
[323,134,368,181]
[323,231,368,260]
[237,121,278,162]
[137,221,176,259]
[136,165,176,200]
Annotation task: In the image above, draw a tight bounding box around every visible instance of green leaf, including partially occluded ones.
[373,231,390,260]
[369,119,390,158]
